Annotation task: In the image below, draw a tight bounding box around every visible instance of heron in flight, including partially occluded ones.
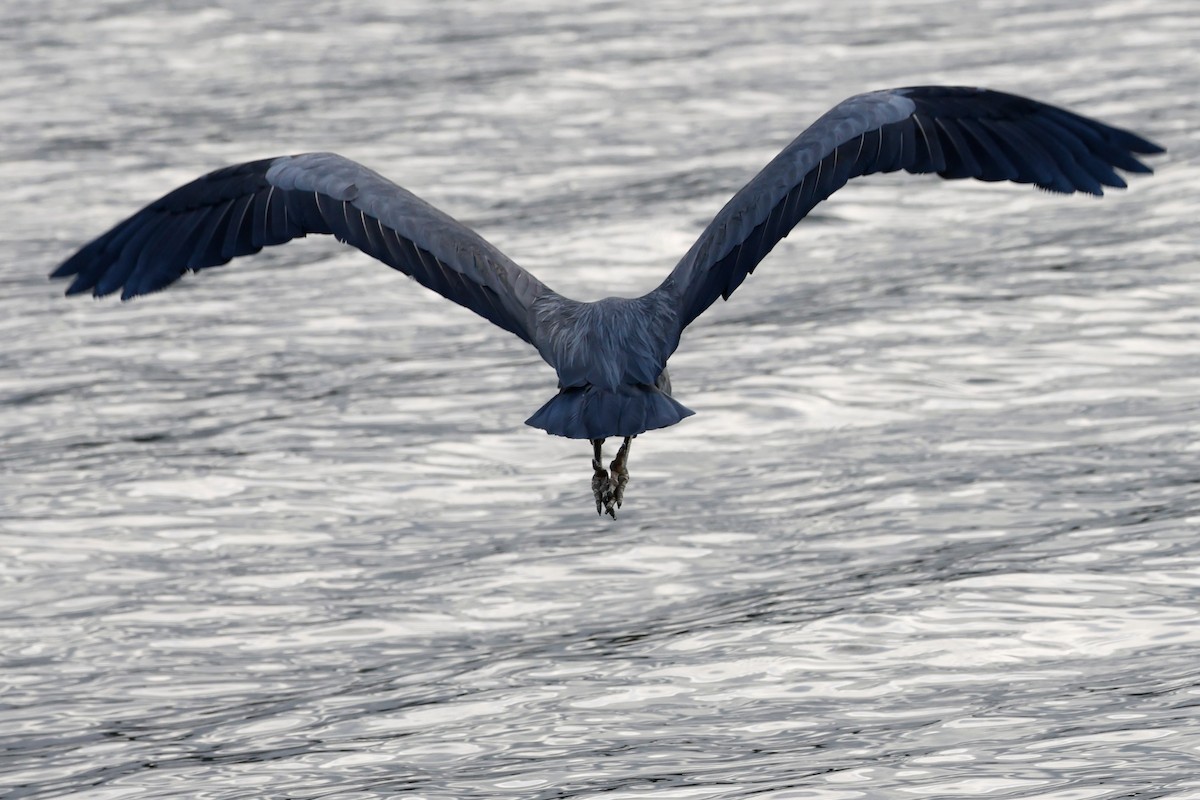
[54,87,1163,517]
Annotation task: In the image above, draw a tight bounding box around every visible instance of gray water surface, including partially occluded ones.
[3,0,1200,797]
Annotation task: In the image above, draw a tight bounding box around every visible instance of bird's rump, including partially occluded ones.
[524,293,689,439]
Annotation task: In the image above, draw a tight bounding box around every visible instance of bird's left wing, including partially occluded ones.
[52,153,551,344]
[656,86,1164,332]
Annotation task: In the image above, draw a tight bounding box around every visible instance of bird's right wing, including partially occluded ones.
[656,87,1164,333]
[52,152,552,345]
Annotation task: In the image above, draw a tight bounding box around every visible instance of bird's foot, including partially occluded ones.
[592,455,616,517]
[608,436,631,512]
[590,437,631,518]
[590,437,629,518]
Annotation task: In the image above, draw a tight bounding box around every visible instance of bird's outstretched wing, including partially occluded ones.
[657,86,1165,331]
[52,152,551,344]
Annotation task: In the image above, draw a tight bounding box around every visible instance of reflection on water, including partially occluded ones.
[3,0,1199,797]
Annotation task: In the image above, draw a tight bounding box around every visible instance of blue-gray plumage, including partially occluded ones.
[53,86,1163,517]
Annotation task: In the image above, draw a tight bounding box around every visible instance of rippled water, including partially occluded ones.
[3,0,1199,797]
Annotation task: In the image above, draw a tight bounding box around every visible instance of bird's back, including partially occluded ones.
[523,292,694,439]
[529,292,679,390]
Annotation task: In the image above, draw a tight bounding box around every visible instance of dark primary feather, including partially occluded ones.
[52,87,1162,442]
[657,86,1165,332]
[52,153,551,344]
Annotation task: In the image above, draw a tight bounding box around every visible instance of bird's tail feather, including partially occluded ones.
[526,384,694,439]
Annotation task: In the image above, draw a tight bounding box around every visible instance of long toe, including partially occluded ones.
[593,472,618,519]
[592,459,609,516]
[610,469,628,510]
[602,479,618,519]
[608,437,632,511]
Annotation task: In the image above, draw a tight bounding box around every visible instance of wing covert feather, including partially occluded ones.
[52,153,552,345]
[657,87,1163,332]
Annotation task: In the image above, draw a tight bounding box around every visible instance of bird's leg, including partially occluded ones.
[608,436,633,511]
[590,437,633,518]
[590,438,611,516]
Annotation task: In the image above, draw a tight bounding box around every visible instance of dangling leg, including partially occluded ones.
[608,436,633,512]
[590,438,609,516]
[590,436,634,518]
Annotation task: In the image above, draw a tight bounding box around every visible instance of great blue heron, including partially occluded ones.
[54,86,1163,517]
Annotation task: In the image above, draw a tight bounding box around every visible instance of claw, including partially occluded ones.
[590,439,610,516]
[613,476,627,509]
[609,436,631,511]
[592,475,617,518]
[591,456,609,516]
[589,437,632,518]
